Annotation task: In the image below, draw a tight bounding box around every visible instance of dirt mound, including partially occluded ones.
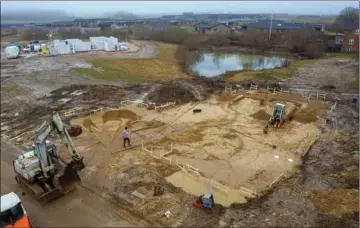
[48,84,126,103]
[251,110,271,121]
[293,101,323,123]
[146,82,197,105]
[309,189,359,217]
[146,78,225,105]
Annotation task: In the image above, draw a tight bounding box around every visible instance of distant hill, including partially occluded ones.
[1,10,74,23]
[104,11,139,20]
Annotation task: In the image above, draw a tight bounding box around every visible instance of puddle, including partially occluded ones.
[73,63,92,68]
[58,98,72,104]
[166,171,248,207]
[71,90,85,96]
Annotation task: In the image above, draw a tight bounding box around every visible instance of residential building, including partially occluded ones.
[327,33,344,52]
[245,20,323,33]
[342,21,359,52]
[9,25,56,35]
[80,27,101,34]
[73,18,111,27]
[151,21,169,31]
[1,25,16,36]
[52,21,75,27]
[194,21,232,34]
[246,20,303,32]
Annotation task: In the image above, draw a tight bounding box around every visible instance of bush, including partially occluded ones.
[22,28,48,40]
[286,29,326,59]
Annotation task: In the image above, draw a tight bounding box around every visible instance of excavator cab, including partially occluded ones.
[269,103,286,128]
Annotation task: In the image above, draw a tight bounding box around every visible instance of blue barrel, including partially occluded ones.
[352,97,358,104]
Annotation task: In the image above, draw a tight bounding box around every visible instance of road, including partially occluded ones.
[1,139,142,227]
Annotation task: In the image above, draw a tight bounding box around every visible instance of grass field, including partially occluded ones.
[1,34,23,42]
[351,80,359,89]
[227,59,314,82]
[325,52,359,59]
[73,42,189,84]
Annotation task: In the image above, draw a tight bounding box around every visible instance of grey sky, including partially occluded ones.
[1,1,358,17]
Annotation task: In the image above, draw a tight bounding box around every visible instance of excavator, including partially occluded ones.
[13,111,85,204]
[264,103,286,134]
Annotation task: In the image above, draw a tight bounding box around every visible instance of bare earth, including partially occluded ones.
[0,46,358,227]
[287,57,359,93]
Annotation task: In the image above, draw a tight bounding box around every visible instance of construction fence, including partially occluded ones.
[225,84,328,101]
[140,142,257,197]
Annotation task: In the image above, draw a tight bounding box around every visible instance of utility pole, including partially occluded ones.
[32,32,35,41]
[268,11,273,41]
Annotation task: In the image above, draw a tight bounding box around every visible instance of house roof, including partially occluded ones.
[247,21,304,30]
[195,21,230,29]
[151,21,168,29]
[344,20,359,31]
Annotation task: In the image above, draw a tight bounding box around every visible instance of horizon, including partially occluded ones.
[1,1,358,18]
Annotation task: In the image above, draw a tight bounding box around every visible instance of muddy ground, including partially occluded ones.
[287,57,359,93]
[2,79,358,227]
[1,46,359,227]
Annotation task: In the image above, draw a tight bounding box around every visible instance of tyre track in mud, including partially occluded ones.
[0,139,148,227]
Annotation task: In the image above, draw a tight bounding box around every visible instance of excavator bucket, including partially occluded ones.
[53,161,83,194]
[67,125,82,137]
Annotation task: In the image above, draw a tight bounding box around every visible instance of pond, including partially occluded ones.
[189,52,287,77]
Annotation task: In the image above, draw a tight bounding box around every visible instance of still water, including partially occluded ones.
[190,52,286,77]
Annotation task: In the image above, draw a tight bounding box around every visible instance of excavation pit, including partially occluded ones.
[70,91,322,207]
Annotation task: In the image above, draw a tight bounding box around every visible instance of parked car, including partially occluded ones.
[29,40,39,44]
[23,44,41,52]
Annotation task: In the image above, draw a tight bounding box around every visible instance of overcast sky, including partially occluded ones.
[1,1,358,17]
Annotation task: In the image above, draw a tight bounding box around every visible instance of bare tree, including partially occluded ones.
[58,28,82,39]
[330,7,359,32]
[23,28,48,40]
[286,28,326,59]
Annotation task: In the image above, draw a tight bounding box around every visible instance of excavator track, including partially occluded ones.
[15,174,63,204]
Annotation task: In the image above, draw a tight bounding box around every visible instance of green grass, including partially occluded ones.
[72,42,188,84]
[228,59,314,82]
[325,52,359,59]
[1,34,23,42]
[351,80,359,89]
[179,26,196,32]
[1,85,15,93]
[324,30,337,36]
[24,74,42,83]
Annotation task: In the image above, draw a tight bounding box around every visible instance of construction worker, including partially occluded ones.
[123,127,131,148]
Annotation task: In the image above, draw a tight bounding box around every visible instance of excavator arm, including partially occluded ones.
[34,111,84,179]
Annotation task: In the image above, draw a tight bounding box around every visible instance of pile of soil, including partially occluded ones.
[309,189,359,217]
[146,82,197,105]
[293,101,323,123]
[217,93,236,102]
[251,110,271,121]
[146,78,225,105]
[49,84,126,102]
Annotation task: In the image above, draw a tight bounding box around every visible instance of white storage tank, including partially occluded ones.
[5,46,20,59]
